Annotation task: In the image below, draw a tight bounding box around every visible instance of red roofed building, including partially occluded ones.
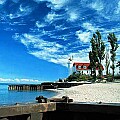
[68,56,104,76]
[72,62,104,75]
[67,56,104,76]
[73,62,91,75]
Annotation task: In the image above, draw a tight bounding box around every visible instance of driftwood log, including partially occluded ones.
[36,96,73,103]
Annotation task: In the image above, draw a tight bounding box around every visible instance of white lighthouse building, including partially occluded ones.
[67,56,74,76]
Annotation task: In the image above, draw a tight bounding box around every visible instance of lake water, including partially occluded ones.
[0,84,57,106]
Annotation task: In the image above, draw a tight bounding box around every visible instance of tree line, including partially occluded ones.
[66,31,119,82]
[89,30,119,82]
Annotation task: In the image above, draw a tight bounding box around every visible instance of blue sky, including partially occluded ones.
[0,0,120,83]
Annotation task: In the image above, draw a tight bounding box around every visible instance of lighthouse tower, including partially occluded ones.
[68,56,73,76]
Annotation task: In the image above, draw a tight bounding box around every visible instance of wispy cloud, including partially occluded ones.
[47,0,69,10]
[69,47,91,63]
[67,10,79,22]
[90,0,104,11]
[9,4,33,19]
[115,1,120,14]
[0,0,6,4]
[82,22,97,31]
[0,78,41,84]
[45,11,66,24]
[45,12,56,22]
[76,30,91,43]
[18,34,70,66]
[33,0,69,10]
[35,21,46,28]
[1,0,120,69]
[15,32,91,67]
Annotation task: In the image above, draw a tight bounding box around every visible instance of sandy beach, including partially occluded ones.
[51,83,120,103]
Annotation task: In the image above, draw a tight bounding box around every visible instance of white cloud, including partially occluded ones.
[0,0,6,4]
[76,30,91,43]
[30,49,90,67]
[20,34,41,47]
[0,78,41,84]
[9,5,33,19]
[68,49,90,63]
[17,32,92,67]
[82,22,96,31]
[48,0,69,10]
[33,0,69,10]
[115,1,120,14]
[67,11,78,22]
[36,21,46,28]
[90,0,104,11]
[45,11,65,23]
[16,32,93,67]
[30,51,69,66]
[19,33,68,64]
[54,25,65,30]
[46,12,56,22]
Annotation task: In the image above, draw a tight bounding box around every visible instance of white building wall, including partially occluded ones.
[75,69,99,76]
[68,61,73,76]
[76,70,91,75]
[72,65,77,73]
[115,66,120,75]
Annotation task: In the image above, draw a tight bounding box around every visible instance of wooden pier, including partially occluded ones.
[8,84,42,91]
[8,82,87,91]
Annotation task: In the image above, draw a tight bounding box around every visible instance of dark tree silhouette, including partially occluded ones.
[108,33,119,81]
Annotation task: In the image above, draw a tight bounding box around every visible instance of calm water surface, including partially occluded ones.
[0,84,57,106]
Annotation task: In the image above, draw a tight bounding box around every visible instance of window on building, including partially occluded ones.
[78,66,81,69]
[83,66,86,69]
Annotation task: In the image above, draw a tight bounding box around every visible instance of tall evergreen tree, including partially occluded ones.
[89,30,105,81]
[90,35,98,82]
[108,33,119,81]
[95,31,105,78]
[89,51,93,76]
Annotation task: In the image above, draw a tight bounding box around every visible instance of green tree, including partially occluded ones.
[108,33,119,81]
[89,50,96,80]
[90,36,98,82]
[95,31,105,78]
[89,31,105,82]
[89,51,94,76]
[66,72,81,82]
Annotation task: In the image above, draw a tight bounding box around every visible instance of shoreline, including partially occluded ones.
[50,83,120,103]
